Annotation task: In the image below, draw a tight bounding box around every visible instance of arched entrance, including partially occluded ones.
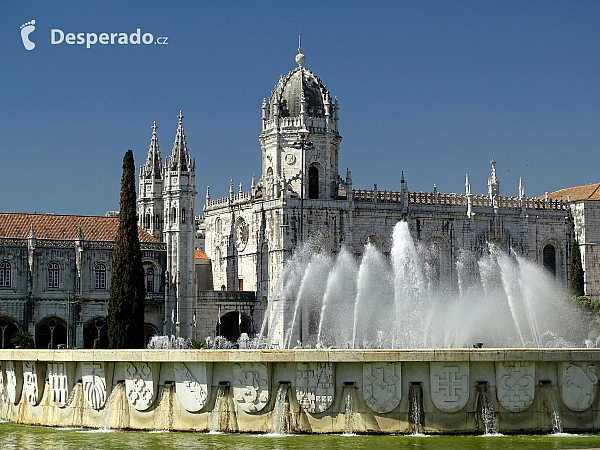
[0,317,20,349]
[36,317,67,349]
[83,317,108,349]
[543,244,556,276]
[144,323,159,348]
[216,311,252,342]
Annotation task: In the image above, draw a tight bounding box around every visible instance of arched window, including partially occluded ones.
[0,261,11,287]
[172,207,177,224]
[182,208,186,223]
[309,166,319,199]
[146,267,154,293]
[145,213,150,229]
[48,262,59,288]
[95,263,106,289]
[216,218,222,235]
[155,214,161,230]
[543,244,556,276]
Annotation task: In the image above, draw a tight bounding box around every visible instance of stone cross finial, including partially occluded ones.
[178,110,184,125]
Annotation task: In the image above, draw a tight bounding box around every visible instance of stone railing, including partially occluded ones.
[197,290,256,302]
[350,189,568,211]
[205,192,252,208]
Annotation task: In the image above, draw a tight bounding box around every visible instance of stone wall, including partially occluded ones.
[1,349,599,434]
[571,201,600,297]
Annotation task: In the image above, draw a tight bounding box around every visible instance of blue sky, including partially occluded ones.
[2,1,600,216]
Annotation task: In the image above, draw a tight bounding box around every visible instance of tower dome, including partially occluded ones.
[266,48,333,120]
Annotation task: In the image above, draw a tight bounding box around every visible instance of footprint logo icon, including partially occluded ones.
[20,20,36,50]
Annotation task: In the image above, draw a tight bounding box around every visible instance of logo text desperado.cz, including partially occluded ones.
[51,28,167,48]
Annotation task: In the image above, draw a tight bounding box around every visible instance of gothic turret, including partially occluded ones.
[259,37,343,201]
[162,111,197,339]
[139,121,165,240]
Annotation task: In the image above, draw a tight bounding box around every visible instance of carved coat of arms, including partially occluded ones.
[296,362,334,413]
[5,360,21,404]
[232,363,269,413]
[560,362,597,412]
[48,362,70,407]
[363,362,401,413]
[430,362,469,413]
[82,362,108,410]
[174,362,209,412]
[23,361,40,405]
[125,362,157,411]
[496,361,535,412]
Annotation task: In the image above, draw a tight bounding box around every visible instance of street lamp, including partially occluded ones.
[290,135,314,244]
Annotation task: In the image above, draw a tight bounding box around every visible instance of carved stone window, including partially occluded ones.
[48,262,59,288]
[146,267,154,293]
[95,263,106,289]
[0,261,11,287]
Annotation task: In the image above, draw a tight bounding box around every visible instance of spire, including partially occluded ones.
[205,185,210,205]
[143,121,162,178]
[168,111,192,171]
[465,174,471,195]
[295,34,306,67]
[229,179,234,199]
[488,158,500,200]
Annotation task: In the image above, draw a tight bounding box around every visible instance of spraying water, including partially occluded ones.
[258,221,590,349]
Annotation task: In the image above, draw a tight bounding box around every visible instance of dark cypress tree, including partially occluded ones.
[107,150,146,348]
[570,240,585,297]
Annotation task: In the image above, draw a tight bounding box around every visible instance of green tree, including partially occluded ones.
[570,240,585,297]
[107,150,146,348]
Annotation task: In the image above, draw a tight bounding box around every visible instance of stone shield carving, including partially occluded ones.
[174,362,209,412]
[296,362,335,414]
[5,360,22,404]
[496,361,535,412]
[125,362,158,411]
[82,362,108,410]
[23,361,42,405]
[363,362,401,413]
[232,363,269,413]
[561,362,597,412]
[48,362,71,407]
[430,362,469,413]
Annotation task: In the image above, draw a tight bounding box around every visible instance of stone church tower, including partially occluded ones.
[258,41,343,209]
[139,112,197,338]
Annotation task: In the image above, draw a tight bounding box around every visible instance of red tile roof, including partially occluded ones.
[546,183,600,202]
[0,213,158,242]
[195,249,209,260]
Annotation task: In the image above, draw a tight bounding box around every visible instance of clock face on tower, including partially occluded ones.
[234,217,249,251]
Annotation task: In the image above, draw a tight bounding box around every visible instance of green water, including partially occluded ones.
[2,422,600,450]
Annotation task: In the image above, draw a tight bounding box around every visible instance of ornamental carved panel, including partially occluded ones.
[23,361,41,405]
[430,362,469,413]
[296,362,334,414]
[232,363,269,413]
[560,362,597,412]
[234,217,249,251]
[363,362,401,413]
[48,362,70,407]
[82,362,107,410]
[496,361,535,412]
[125,362,158,411]
[174,362,209,412]
[5,360,22,404]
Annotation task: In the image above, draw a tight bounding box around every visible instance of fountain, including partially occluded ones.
[259,221,591,349]
[210,382,233,433]
[409,382,424,435]
[99,382,128,430]
[476,382,499,435]
[270,382,292,435]
[342,382,357,435]
[540,381,563,434]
